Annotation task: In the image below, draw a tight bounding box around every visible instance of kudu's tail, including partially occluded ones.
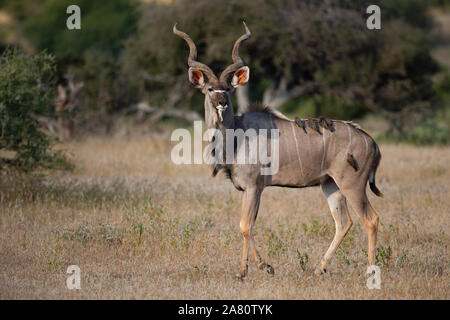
[369,143,383,198]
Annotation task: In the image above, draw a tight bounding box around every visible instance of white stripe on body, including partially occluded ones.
[321,130,327,173]
[290,122,304,178]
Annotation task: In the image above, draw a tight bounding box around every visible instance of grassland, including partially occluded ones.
[0,132,448,299]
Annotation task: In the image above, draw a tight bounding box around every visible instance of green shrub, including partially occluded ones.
[377,118,449,145]
[296,249,309,271]
[0,49,70,172]
[21,0,138,59]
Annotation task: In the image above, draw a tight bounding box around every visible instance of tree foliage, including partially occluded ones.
[19,0,138,59]
[0,0,140,132]
[121,0,439,131]
[0,0,444,139]
[0,49,70,171]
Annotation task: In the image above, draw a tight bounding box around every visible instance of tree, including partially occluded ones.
[20,0,138,59]
[2,0,440,135]
[121,0,439,131]
[3,0,140,133]
[0,49,70,172]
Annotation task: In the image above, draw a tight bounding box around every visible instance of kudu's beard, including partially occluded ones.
[203,130,225,177]
[202,118,235,178]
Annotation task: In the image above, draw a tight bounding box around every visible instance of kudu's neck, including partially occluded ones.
[204,94,235,131]
[204,94,236,176]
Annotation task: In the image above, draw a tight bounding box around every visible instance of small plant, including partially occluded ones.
[438,229,446,243]
[223,230,233,248]
[99,223,123,245]
[284,222,299,247]
[72,223,93,243]
[142,196,155,212]
[225,191,235,207]
[380,222,399,236]
[395,249,409,268]
[21,233,27,250]
[46,234,62,271]
[380,222,399,244]
[190,265,209,280]
[57,222,93,243]
[426,191,433,206]
[377,245,392,267]
[180,218,199,248]
[193,265,208,274]
[362,245,392,267]
[264,227,286,256]
[296,249,309,271]
[130,221,144,246]
[301,218,331,238]
[302,223,308,234]
[156,207,167,219]
[337,249,350,266]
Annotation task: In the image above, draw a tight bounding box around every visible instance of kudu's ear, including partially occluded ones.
[231,66,250,88]
[188,67,205,88]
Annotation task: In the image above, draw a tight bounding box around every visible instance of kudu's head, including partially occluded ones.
[173,22,251,127]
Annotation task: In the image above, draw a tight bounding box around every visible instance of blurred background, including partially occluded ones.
[1,0,450,171]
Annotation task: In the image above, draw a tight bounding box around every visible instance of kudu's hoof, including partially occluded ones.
[235,273,246,281]
[259,263,275,276]
[314,268,327,276]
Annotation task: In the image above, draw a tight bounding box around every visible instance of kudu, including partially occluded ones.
[37,75,83,141]
[174,22,383,279]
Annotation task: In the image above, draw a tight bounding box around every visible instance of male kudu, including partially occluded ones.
[174,22,383,280]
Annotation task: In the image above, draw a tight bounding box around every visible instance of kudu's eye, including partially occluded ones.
[208,88,213,92]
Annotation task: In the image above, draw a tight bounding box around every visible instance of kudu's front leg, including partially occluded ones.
[236,187,262,280]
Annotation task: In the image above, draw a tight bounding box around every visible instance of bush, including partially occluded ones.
[7,0,140,133]
[377,118,449,145]
[0,49,70,172]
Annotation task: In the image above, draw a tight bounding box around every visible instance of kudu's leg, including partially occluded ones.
[249,236,274,275]
[237,187,262,280]
[338,184,379,266]
[349,194,379,266]
[315,179,353,275]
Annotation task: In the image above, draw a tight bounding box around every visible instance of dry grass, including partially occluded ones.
[0,132,448,299]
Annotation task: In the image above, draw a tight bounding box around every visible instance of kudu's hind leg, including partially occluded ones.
[237,187,263,280]
[315,179,353,276]
[341,188,379,266]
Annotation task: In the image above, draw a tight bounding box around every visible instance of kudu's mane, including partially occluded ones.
[246,102,373,139]
[245,102,293,121]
